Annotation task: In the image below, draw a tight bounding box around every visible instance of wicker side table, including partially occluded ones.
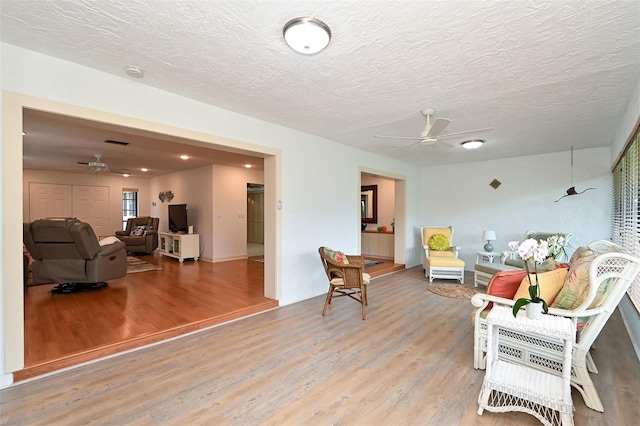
[477,305,574,426]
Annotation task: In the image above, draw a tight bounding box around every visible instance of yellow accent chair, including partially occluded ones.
[420,226,465,283]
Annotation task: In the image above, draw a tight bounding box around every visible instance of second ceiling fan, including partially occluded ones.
[375,107,492,151]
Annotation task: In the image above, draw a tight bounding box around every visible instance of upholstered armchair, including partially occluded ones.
[23,218,127,292]
[420,226,465,283]
[115,217,159,254]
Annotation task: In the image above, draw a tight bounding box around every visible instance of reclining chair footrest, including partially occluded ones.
[51,282,108,294]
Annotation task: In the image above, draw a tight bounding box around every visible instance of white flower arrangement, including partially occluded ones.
[507,238,550,317]
[546,234,571,261]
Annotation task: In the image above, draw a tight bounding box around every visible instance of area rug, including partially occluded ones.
[127,256,162,274]
[427,284,482,300]
[365,260,383,267]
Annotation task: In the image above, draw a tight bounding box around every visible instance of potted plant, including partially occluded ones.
[508,238,550,319]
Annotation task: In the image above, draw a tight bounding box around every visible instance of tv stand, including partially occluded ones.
[158,232,199,262]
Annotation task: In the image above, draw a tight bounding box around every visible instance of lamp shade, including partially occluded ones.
[482,230,496,241]
[482,230,496,252]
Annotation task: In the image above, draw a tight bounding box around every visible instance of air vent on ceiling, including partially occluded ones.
[104,139,129,146]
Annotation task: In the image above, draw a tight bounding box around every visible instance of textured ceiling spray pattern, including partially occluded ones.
[1,0,639,166]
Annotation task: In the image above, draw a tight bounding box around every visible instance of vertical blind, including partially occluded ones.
[612,125,640,312]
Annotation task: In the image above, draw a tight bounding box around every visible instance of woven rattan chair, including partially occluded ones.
[319,247,370,320]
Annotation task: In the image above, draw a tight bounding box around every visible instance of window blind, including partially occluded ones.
[612,128,640,312]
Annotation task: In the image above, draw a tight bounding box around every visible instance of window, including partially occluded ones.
[122,189,138,230]
[612,126,640,311]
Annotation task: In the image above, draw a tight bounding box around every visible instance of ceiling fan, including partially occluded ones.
[77,154,128,174]
[375,107,493,151]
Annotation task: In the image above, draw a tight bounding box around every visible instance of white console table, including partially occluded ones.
[478,305,574,426]
[158,232,200,262]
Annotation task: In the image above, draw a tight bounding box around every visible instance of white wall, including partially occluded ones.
[23,169,151,231]
[212,165,263,261]
[420,147,612,269]
[0,43,423,379]
[150,165,213,259]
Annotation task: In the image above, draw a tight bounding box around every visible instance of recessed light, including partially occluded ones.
[461,139,485,149]
[141,168,148,172]
[244,164,252,168]
[122,173,130,177]
[180,155,189,160]
[283,17,331,55]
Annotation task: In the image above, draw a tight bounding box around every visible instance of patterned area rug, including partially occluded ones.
[427,284,482,300]
[127,257,162,274]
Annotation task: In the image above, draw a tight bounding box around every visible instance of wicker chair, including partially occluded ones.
[319,247,370,320]
[471,240,640,412]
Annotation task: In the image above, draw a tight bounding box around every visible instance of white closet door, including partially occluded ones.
[29,183,72,221]
[73,185,110,238]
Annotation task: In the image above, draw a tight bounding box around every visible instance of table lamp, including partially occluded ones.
[482,230,496,252]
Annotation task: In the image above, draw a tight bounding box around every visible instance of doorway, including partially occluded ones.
[3,93,281,375]
[247,183,264,257]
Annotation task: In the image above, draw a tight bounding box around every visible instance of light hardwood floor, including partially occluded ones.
[3,266,638,425]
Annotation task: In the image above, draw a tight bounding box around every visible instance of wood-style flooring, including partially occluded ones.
[4,266,637,425]
[19,253,277,381]
[20,253,402,382]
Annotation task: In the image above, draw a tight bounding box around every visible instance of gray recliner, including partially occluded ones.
[115,217,159,254]
[23,218,127,292]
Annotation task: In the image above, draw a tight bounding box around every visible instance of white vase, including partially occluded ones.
[526,302,544,320]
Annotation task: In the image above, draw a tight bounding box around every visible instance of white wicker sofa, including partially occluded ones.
[470,240,640,412]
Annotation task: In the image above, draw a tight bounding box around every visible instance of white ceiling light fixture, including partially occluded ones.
[125,65,145,78]
[461,139,485,150]
[283,17,331,55]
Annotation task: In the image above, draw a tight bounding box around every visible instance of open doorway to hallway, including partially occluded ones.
[247,183,265,258]
[360,172,406,273]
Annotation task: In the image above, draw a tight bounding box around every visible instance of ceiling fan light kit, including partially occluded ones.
[376,107,493,152]
[283,17,331,55]
[461,139,484,149]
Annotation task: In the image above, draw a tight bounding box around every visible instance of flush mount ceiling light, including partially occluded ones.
[283,17,331,55]
[125,65,144,78]
[461,139,485,149]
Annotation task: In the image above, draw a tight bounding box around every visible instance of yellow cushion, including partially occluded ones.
[330,273,370,286]
[427,257,465,268]
[512,268,568,305]
[428,234,450,251]
[429,250,455,258]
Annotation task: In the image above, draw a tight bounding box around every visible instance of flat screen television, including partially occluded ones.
[168,204,188,233]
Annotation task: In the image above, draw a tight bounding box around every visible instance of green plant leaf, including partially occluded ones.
[512,298,530,317]
[541,299,549,313]
[528,284,537,300]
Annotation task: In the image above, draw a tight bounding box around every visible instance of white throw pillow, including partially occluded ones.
[99,236,121,246]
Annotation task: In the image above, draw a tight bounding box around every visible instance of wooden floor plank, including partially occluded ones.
[3,266,637,425]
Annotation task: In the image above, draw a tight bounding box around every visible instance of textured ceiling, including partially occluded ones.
[2,0,639,171]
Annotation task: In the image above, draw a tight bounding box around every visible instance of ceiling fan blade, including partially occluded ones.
[388,141,421,152]
[426,118,451,138]
[436,127,493,140]
[375,135,422,141]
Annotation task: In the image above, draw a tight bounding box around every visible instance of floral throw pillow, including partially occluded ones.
[428,234,449,251]
[323,247,349,264]
[131,225,147,236]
